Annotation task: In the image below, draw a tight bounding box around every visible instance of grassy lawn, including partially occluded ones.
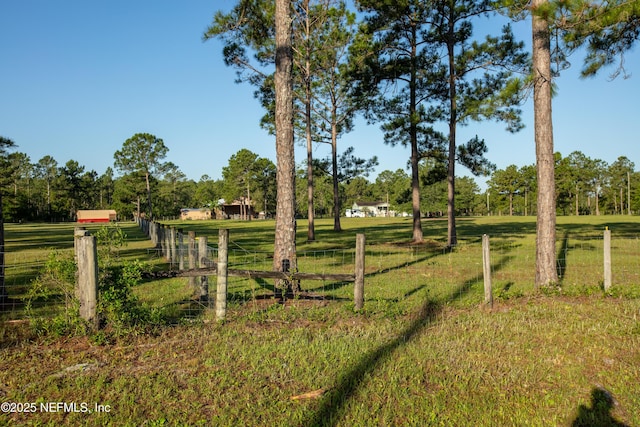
[1,216,639,426]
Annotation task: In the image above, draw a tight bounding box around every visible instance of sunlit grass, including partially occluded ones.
[1,216,639,425]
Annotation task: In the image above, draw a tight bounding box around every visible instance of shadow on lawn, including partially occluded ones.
[557,231,570,282]
[302,255,514,427]
[571,387,629,427]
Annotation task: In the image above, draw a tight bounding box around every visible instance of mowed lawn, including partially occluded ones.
[1,216,639,426]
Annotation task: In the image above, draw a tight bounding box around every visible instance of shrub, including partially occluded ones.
[26,251,88,336]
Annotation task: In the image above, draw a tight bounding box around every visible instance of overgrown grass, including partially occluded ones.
[1,216,639,425]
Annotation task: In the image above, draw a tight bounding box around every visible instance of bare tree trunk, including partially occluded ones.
[0,193,6,303]
[628,171,632,215]
[409,25,423,243]
[331,119,342,232]
[273,0,299,295]
[145,171,153,220]
[446,140,457,245]
[446,12,457,248]
[306,123,315,238]
[619,187,624,215]
[304,0,315,241]
[509,193,514,216]
[532,0,558,288]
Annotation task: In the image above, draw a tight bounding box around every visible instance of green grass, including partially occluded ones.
[1,216,639,426]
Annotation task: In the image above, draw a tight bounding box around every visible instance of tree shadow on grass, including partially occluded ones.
[571,387,629,427]
[302,255,514,427]
[557,231,570,282]
[555,231,598,285]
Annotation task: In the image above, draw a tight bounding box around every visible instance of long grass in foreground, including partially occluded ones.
[0,296,638,426]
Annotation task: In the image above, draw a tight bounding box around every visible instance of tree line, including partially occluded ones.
[0,135,636,223]
[488,153,637,216]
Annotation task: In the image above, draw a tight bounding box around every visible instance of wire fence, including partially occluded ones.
[148,226,640,320]
[2,222,640,324]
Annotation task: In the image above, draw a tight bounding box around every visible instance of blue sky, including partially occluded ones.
[1,1,638,191]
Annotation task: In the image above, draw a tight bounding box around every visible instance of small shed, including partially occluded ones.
[77,209,117,223]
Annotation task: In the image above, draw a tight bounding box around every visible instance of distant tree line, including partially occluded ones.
[488,153,637,217]
[0,136,637,223]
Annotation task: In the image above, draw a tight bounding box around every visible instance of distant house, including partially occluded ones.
[351,201,390,217]
[77,209,117,223]
[219,204,255,220]
[215,199,255,220]
[180,208,212,220]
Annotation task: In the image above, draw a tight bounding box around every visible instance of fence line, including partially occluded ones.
[137,217,366,319]
[139,217,640,294]
[2,219,639,323]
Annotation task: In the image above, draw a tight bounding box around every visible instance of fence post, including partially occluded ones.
[164,225,171,260]
[150,221,156,246]
[188,231,197,290]
[158,224,169,261]
[198,235,209,302]
[482,234,493,308]
[169,227,177,265]
[178,229,185,271]
[76,233,98,328]
[604,228,612,291]
[74,227,87,257]
[354,233,365,311]
[216,229,229,321]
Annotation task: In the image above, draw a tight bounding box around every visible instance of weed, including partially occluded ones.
[25,251,89,336]
[98,260,168,337]
[94,223,127,267]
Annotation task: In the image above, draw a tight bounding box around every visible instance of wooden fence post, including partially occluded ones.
[354,233,365,311]
[604,228,612,291]
[150,221,156,246]
[216,229,229,321]
[198,235,209,302]
[178,229,185,271]
[188,231,197,290]
[158,224,169,261]
[169,227,177,265]
[74,227,87,258]
[76,233,98,328]
[482,234,493,308]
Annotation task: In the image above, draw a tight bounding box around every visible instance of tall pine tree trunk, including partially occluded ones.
[306,110,315,239]
[331,119,342,232]
[409,24,423,243]
[303,0,315,241]
[0,193,6,303]
[274,0,299,294]
[532,0,558,288]
[446,17,457,248]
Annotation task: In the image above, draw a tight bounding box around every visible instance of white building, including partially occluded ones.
[348,201,390,217]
